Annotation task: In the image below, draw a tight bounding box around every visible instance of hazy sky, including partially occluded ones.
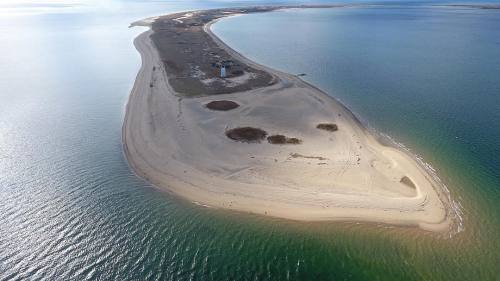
[1,0,499,16]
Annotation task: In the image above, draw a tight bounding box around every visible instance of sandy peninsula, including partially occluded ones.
[123,7,455,232]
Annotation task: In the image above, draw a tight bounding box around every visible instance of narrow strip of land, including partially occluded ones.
[124,6,455,232]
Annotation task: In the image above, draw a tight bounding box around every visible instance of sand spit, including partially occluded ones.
[123,7,456,232]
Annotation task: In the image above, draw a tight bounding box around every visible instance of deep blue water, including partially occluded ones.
[1,1,500,280]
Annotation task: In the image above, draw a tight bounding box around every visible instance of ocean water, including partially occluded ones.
[213,6,500,277]
[1,1,499,280]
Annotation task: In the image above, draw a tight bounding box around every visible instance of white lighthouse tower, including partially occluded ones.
[220,66,226,78]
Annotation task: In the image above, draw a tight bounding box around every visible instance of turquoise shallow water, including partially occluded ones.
[1,1,500,280]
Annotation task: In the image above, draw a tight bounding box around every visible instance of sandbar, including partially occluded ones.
[123,6,456,232]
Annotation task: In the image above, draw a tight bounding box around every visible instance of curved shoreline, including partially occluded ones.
[123,7,457,232]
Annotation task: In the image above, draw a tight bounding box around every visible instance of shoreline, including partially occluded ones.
[123,7,458,233]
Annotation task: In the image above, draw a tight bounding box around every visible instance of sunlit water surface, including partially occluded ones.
[1,1,499,280]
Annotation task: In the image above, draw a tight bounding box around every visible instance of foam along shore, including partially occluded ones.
[123,7,454,232]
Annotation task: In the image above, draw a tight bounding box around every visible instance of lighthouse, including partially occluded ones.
[220,66,226,78]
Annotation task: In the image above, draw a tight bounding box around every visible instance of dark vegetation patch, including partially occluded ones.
[231,70,244,76]
[400,176,416,189]
[267,135,302,145]
[316,123,338,132]
[226,127,267,143]
[290,153,327,161]
[151,9,276,97]
[206,100,239,111]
